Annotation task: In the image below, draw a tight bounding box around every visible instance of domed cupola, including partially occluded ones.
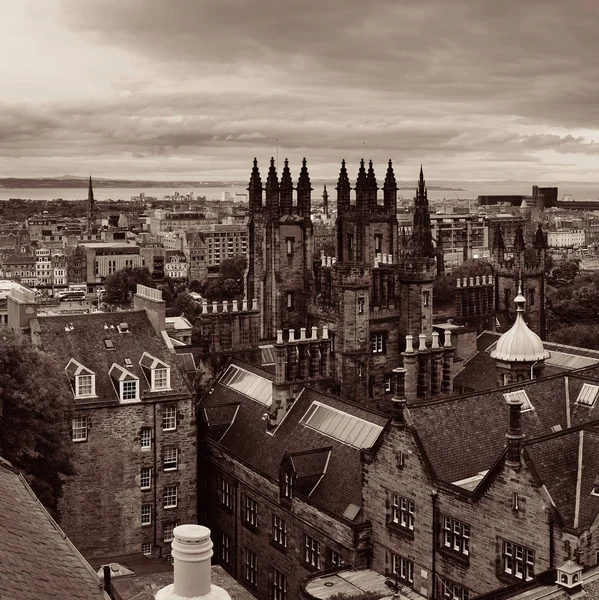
[491,284,549,386]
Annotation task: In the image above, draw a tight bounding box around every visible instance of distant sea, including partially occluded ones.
[1,181,599,203]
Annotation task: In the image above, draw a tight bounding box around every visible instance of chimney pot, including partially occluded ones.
[475,275,481,285]
[242,298,248,311]
[202,301,208,314]
[289,329,295,342]
[212,301,218,313]
[252,298,258,310]
[405,334,414,353]
[443,330,452,348]
[311,326,318,339]
[469,276,474,286]
[322,325,329,339]
[222,300,228,313]
[418,333,427,351]
[456,278,461,288]
[300,327,306,341]
[321,255,327,266]
[276,329,284,344]
[431,331,440,349]
[232,300,238,312]
[388,254,393,264]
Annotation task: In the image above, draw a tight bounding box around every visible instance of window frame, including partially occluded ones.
[391,493,414,531]
[140,467,152,491]
[220,479,234,510]
[75,373,95,398]
[72,416,88,442]
[164,485,178,509]
[244,547,258,587]
[220,532,232,566]
[502,540,535,581]
[163,405,177,431]
[272,514,288,548]
[141,504,152,526]
[303,534,321,569]
[272,567,287,600]
[163,521,178,543]
[244,495,258,528]
[152,367,170,391]
[392,554,414,586]
[140,427,152,450]
[120,379,139,402]
[283,472,294,499]
[371,332,385,354]
[163,447,178,471]
[442,516,470,557]
[141,542,152,556]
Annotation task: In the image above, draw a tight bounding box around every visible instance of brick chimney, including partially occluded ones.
[133,284,165,332]
[155,525,231,600]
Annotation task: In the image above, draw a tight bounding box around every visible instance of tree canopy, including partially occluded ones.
[0,331,75,514]
[103,266,155,302]
[433,259,493,307]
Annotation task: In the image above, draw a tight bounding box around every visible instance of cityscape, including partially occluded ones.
[2,3,599,600]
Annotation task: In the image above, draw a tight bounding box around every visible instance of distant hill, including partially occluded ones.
[0,177,246,189]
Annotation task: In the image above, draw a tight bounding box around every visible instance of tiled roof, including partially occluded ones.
[525,426,599,530]
[0,458,106,600]
[33,310,192,405]
[201,359,389,519]
[409,371,599,484]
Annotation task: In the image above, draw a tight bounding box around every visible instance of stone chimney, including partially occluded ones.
[133,284,165,333]
[505,395,525,470]
[156,525,230,600]
[7,284,37,333]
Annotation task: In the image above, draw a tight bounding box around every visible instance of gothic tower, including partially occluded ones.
[245,158,314,340]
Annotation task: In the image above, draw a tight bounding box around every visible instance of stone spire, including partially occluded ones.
[492,224,505,252]
[265,157,279,214]
[247,158,263,212]
[322,184,329,219]
[87,175,95,230]
[513,226,526,252]
[383,159,397,210]
[336,159,350,209]
[296,157,312,217]
[279,158,293,214]
[411,165,435,257]
[355,158,368,191]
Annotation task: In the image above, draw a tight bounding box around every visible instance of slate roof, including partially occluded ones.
[525,426,599,531]
[201,358,389,520]
[32,310,192,405]
[409,370,599,484]
[0,458,106,600]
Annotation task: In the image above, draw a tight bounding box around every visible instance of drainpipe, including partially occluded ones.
[549,515,555,569]
[154,402,158,553]
[103,565,112,597]
[431,487,438,600]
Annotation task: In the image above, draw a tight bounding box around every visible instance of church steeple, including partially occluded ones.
[411,165,434,258]
[355,158,368,203]
[87,175,95,230]
[248,157,263,212]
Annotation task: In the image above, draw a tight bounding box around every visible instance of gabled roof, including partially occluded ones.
[201,358,389,520]
[34,311,191,405]
[525,426,599,531]
[0,458,106,599]
[409,370,599,484]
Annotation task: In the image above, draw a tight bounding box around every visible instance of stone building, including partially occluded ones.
[7,284,197,562]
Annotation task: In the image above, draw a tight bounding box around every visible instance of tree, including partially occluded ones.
[219,255,247,282]
[103,266,155,302]
[433,259,493,309]
[551,259,580,284]
[203,278,243,302]
[0,331,75,515]
[187,279,205,294]
[452,259,493,280]
[167,291,201,320]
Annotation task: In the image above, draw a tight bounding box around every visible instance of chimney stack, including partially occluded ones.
[133,284,165,332]
[156,525,231,600]
[505,396,525,470]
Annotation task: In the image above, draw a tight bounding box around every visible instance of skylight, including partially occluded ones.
[503,390,533,412]
[546,351,598,370]
[220,364,272,407]
[300,401,383,449]
[576,383,599,407]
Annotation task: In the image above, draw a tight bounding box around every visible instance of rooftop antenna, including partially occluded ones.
[276,138,279,167]
[362,141,365,159]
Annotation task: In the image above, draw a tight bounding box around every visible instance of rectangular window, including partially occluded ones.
[244,496,258,527]
[141,542,152,556]
[164,448,178,471]
[442,516,470,556]
[283,473,294,499]
[140,467,152,490]
[372,333,385,354]
[286,292,293,310]
[164,485,178,509]
[220,479,234,510]
[141,504,152,526]
[76,374,93,397]
[163,406,177,431]
[374,234,383,254]
[154,368,169,390]
[391,494,414,531]
[140,428,152,450]
[286,238,294,257]
[304,535,320,569]
[72,416,88,442]
[439,578,470,600]
[244,547,258,587]
[384,376,392,392]
[358,297,365,314]
[392,554,414,585]
[273,568,287,600]
[164,521,178,543]
[328,549,344,568]
[503,541,534,581]
[220,533,232,566]
[273,515,287,547]
[121,380,138,401]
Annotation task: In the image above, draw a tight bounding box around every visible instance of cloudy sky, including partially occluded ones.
[1,0,599,182]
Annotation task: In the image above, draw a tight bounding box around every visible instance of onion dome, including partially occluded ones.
[491,285,549,362]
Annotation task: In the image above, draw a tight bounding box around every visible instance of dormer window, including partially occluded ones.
[283,472,294,499]
[140,352,171,392]
[109,364,140,403]
[65,359,96,399]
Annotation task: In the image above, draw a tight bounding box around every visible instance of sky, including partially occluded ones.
[1,0,599,182]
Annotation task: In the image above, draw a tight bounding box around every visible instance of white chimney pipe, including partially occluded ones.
[155,525,231,600]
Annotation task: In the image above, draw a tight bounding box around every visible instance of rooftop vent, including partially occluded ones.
[117,322,129,334]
